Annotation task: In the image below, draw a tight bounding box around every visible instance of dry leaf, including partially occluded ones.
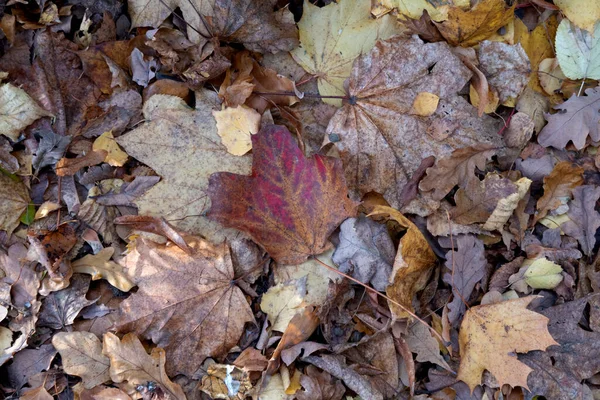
[200,364,252,399]
[20,386,53,400]
[372,0,469,22]
[38,275,95,330]
[0,173,30,236]
[213,106,261,156]
[554,0,600,32]
[457,296,558,391]
[32,130,72,171]
[411,92,440,116]
[102,332,186,400]
[404,321,452,371]
[207,125,356,265]
[52,332,110,389]
[6,344,57,390]
[92,176,161,207]
[295,365,345,400]
[478,41,530,104]
[55,150,108,176]
[112,215,191,254]
[561,185,600,256]
[0,82,52,141]
[261,282,305,332]
[535,161,583,223]
[92,131,128,167]
[115,236,255,376]
[482,177,531,231]
[72,247,135,292]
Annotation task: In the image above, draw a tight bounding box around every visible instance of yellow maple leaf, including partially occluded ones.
[457,296,558,391]
[212,105,261,156]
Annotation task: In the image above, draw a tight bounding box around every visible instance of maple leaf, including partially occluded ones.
[116,94,252,243]
[212,105,261,156]
[538,88,600,150]
[102,332,186,400]
[207,125,356,265]
[535,161,583,223]
[290,0,401,106]
[0,174,31,236]
[0,82,52,141]
[326,35,503,211]
[561,185,600,256]
[115,236,255,376]
[457,296,558,391]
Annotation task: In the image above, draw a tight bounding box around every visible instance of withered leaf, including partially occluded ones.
[0,243,39,308]
[55,150,108,177]
[535,161,584,223]
[52,332,110,389]
[91,176,161,207]
[115,236,255,376]
[72,247,135,293]
[208,125,356,265]
[561,185,600,256]
[478,41,530,104]
[0,173,31,236]
[0,82,52,141]
[443,235,487,326]
[32,130,72,171]
[38,275,96,330]
[6,344,57,390]
[295,365,345,400]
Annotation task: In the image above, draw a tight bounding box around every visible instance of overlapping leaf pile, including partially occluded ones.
[1,0,600,399]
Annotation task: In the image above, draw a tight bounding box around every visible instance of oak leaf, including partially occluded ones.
[102,332,186,400]
[561,185,600,256]
[457,296,558,391]
[72,247,135,292]
[51,332,110,389]
[290,0,401,105]
[117,94,252,243]
[0,174,31,236]
[538,88,600,150]
[115,236,255,376]
[535,161,583,223]
[0,82,52,141]
[207,125,356,265]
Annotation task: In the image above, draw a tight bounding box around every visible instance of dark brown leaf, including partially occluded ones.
[561,185,600,256]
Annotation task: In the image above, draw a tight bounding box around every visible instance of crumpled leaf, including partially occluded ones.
[0,173,31,236]
[420,145,497,201]
[207,125,356,265]
[332,216,395,292]
[538,88,600,150]
[72,247,135,292]
[326,35,503,212]
[117,94,252,243]
[443,235,486,326]
[200,363,252,399]
[560,185,600,256]
[0,82,52,141]
[435,0,514,47]
[128,0,298,53]
[555,0,600,32]
[32,130,71,171]
[115,236,255,376]
[457,296,558,391]
[291,0,401,105]
[520,297,600,400]
[213,106,261,156]
[51,332,110,389]
[478,41,530,104]
[535,161,583,223]
[102,332,186,400]
[38,275,96,330]
[555,19,600,80]
[404,321,452,371]
[522,257,564,289]
[369,205,437,318]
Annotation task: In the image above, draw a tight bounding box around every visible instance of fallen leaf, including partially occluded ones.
[478,41,530,104]
[538,88,600,150]
[38,275,96,330]
[554,0,600,32]
[55,150,108,176]
[6,344,57,390]
[561,185,600,256]
[457,296,558,391]
[0,173,31,236]
[369,205,437,318]
[20,386,53,400]
[523,258,564,289]
[0,243,39,308]
[443,235,486,326]
[372,0,469,22]
[0,82,52,141]
[538,58,567,96]
[32,130,72,171]
[404,321,452,371]
[115,236,255,376]
[483,177,531,231]
[295,365,345,400]
[420,145,497,201]
[213,106,261,156]
[435,0,514,47]
[261,281,305,332]
[555,19,600,80]
[291,0,401,105]
[207,124,356,265]
[116,94,252,243]
[200,364,252,399]
[535,161,583,223]
[72,247,135,292]
[411,92,440,116]
[102,332,186,400]
[332,216,395,292]
[113,215,191,254]
[51,332,111,389]
[92,131,128,167]
[92,176,161,207]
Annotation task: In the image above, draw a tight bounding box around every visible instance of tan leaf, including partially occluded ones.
[92,131,128,167]
[51,332,110,389]
[213,106,261,156]
[0,83,52,141]
[457,296,558,391]
[0,173,30,236]
[482,177,531,231]
[369,205,437,318]
[411,92,440,116]
[404,321,452,371]
[115,236,255,376]
[200,364,252,399]
[19,386,53,400]
[261,282,305,332]
[535,161,583,224]
[555,0,600,32]
[55,150,108,177]
[102,332,186,400]
[72,247,135,292]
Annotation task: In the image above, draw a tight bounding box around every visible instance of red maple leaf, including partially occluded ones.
[207,125,356,264]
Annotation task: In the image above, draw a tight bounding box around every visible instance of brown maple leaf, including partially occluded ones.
[207,124,357,265]
[115,236,255,376]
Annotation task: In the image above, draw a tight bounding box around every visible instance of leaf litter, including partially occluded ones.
[2,0,600,399]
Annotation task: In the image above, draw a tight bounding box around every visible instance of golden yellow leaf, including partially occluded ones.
[435,0,514,47]
[72,247,135,292]
[555,0,600,32]
[212,105,261,156]
[457,296,558,391]
[411,92,439,116]
[469,84,499,114]
[93,131,129,167]
[291,0,402,106]
[260,282,305,332]
[369,205,437,318]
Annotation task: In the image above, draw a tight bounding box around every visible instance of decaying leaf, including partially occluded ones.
[115,236,255,376]
[72,247,135,292]
[6,344,57,390]
[38,275,95,330]
[32,130,72,171]
[261,281,305,332]
[560,185,600,256]
[555,19,600,80]
[535,161,583,223]
[92,131,128,167]
[213,105,261,156]
[207,125,356,265]
[55,150,108,177]
[200,363,252,399]
[295,365,345,400]
[404,321,452,371]
[52,332,110,389]
[291,0,401,105]
[102,332,186,400]
[457,296,558,391]
[0,173,31,236]
[478,41,530,104]
[0,82,52,141]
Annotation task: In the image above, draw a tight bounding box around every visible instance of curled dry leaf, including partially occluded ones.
[72,247,135,292]
[535,161,584,224]
[115,236,255,376]
[55,150,108,177]
[102,332,186,400]
[207,125,356,265]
